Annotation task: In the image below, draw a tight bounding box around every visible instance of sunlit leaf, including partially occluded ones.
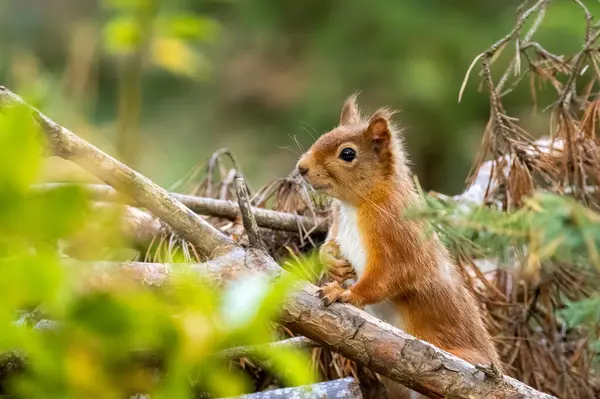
[150,37,209,78]
[103,16,142,54]
[0,105,44,193]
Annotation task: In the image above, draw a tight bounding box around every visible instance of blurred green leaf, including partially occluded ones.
[157,14,220,42]
[102,0,154,11]
[103,15,142,54]
[255,344,316,387]
[561,296,600,329]
[150,37,210,78]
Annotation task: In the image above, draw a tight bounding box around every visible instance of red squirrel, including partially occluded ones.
[296,94,501,397]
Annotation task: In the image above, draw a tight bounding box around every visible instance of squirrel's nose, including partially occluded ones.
[297,165,309,176]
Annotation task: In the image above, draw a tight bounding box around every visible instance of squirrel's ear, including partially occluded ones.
[364,111,392,152]
[365,108,397,155]
[365,116,390,142]
[340,93,361,125]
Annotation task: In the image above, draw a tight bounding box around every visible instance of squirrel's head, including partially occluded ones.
[296,94,406,205]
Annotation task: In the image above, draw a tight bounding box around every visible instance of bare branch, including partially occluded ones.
[31,183,329,234]
[0,86,234,259]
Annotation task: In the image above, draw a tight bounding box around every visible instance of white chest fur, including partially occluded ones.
[336,204,367,277]
[335,203,403,328]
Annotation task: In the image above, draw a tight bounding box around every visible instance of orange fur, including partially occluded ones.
[297,94,501,397]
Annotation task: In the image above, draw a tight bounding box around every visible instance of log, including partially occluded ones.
[31,183,328,234]
[0,85,557,399]
[220,377,362,399]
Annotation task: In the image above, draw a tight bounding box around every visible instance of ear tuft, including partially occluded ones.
[339,92,362,125]
[370,107,397,124]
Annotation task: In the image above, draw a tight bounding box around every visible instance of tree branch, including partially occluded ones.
[0,86,556,398]
[31,183,328,234]
[0,86,234,259]
[234,177,265,249]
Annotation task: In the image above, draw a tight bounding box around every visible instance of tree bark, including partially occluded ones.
[0,86,557,399]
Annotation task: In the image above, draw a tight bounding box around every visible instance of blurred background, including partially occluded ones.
[1,0,597,194]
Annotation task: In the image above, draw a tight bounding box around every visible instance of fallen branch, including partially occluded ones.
[220,377,362,399]
[0,86,556,398]
[31,183,328,234]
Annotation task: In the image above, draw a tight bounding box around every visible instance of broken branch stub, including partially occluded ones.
[234,177,265,249]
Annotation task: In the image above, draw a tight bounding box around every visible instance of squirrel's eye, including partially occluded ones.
[339,147,356,162]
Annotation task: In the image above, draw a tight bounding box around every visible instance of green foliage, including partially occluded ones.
[410,192,600,271]
[409,191,600,360]
[0,109,315,398]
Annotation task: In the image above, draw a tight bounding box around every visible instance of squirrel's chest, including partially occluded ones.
[336,204,367,277]
[335,203,403,328]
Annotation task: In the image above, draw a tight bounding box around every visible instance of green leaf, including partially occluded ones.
[103,16,143,54]
[255,345,317,387]
[102,0,153,11]
[150,37,210,78]
[157,14,220,42]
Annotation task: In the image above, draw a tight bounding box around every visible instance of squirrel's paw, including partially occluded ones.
[316,281,351,306]
[320,241,356,284]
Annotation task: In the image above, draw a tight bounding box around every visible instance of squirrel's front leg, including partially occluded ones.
[319,240,356,286]
[317,262,397,308]
[319,200,357,286]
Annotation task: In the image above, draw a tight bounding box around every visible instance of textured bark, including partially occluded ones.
[220,377,362,399]
[0,86,556,399]
[32,183,328,234]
